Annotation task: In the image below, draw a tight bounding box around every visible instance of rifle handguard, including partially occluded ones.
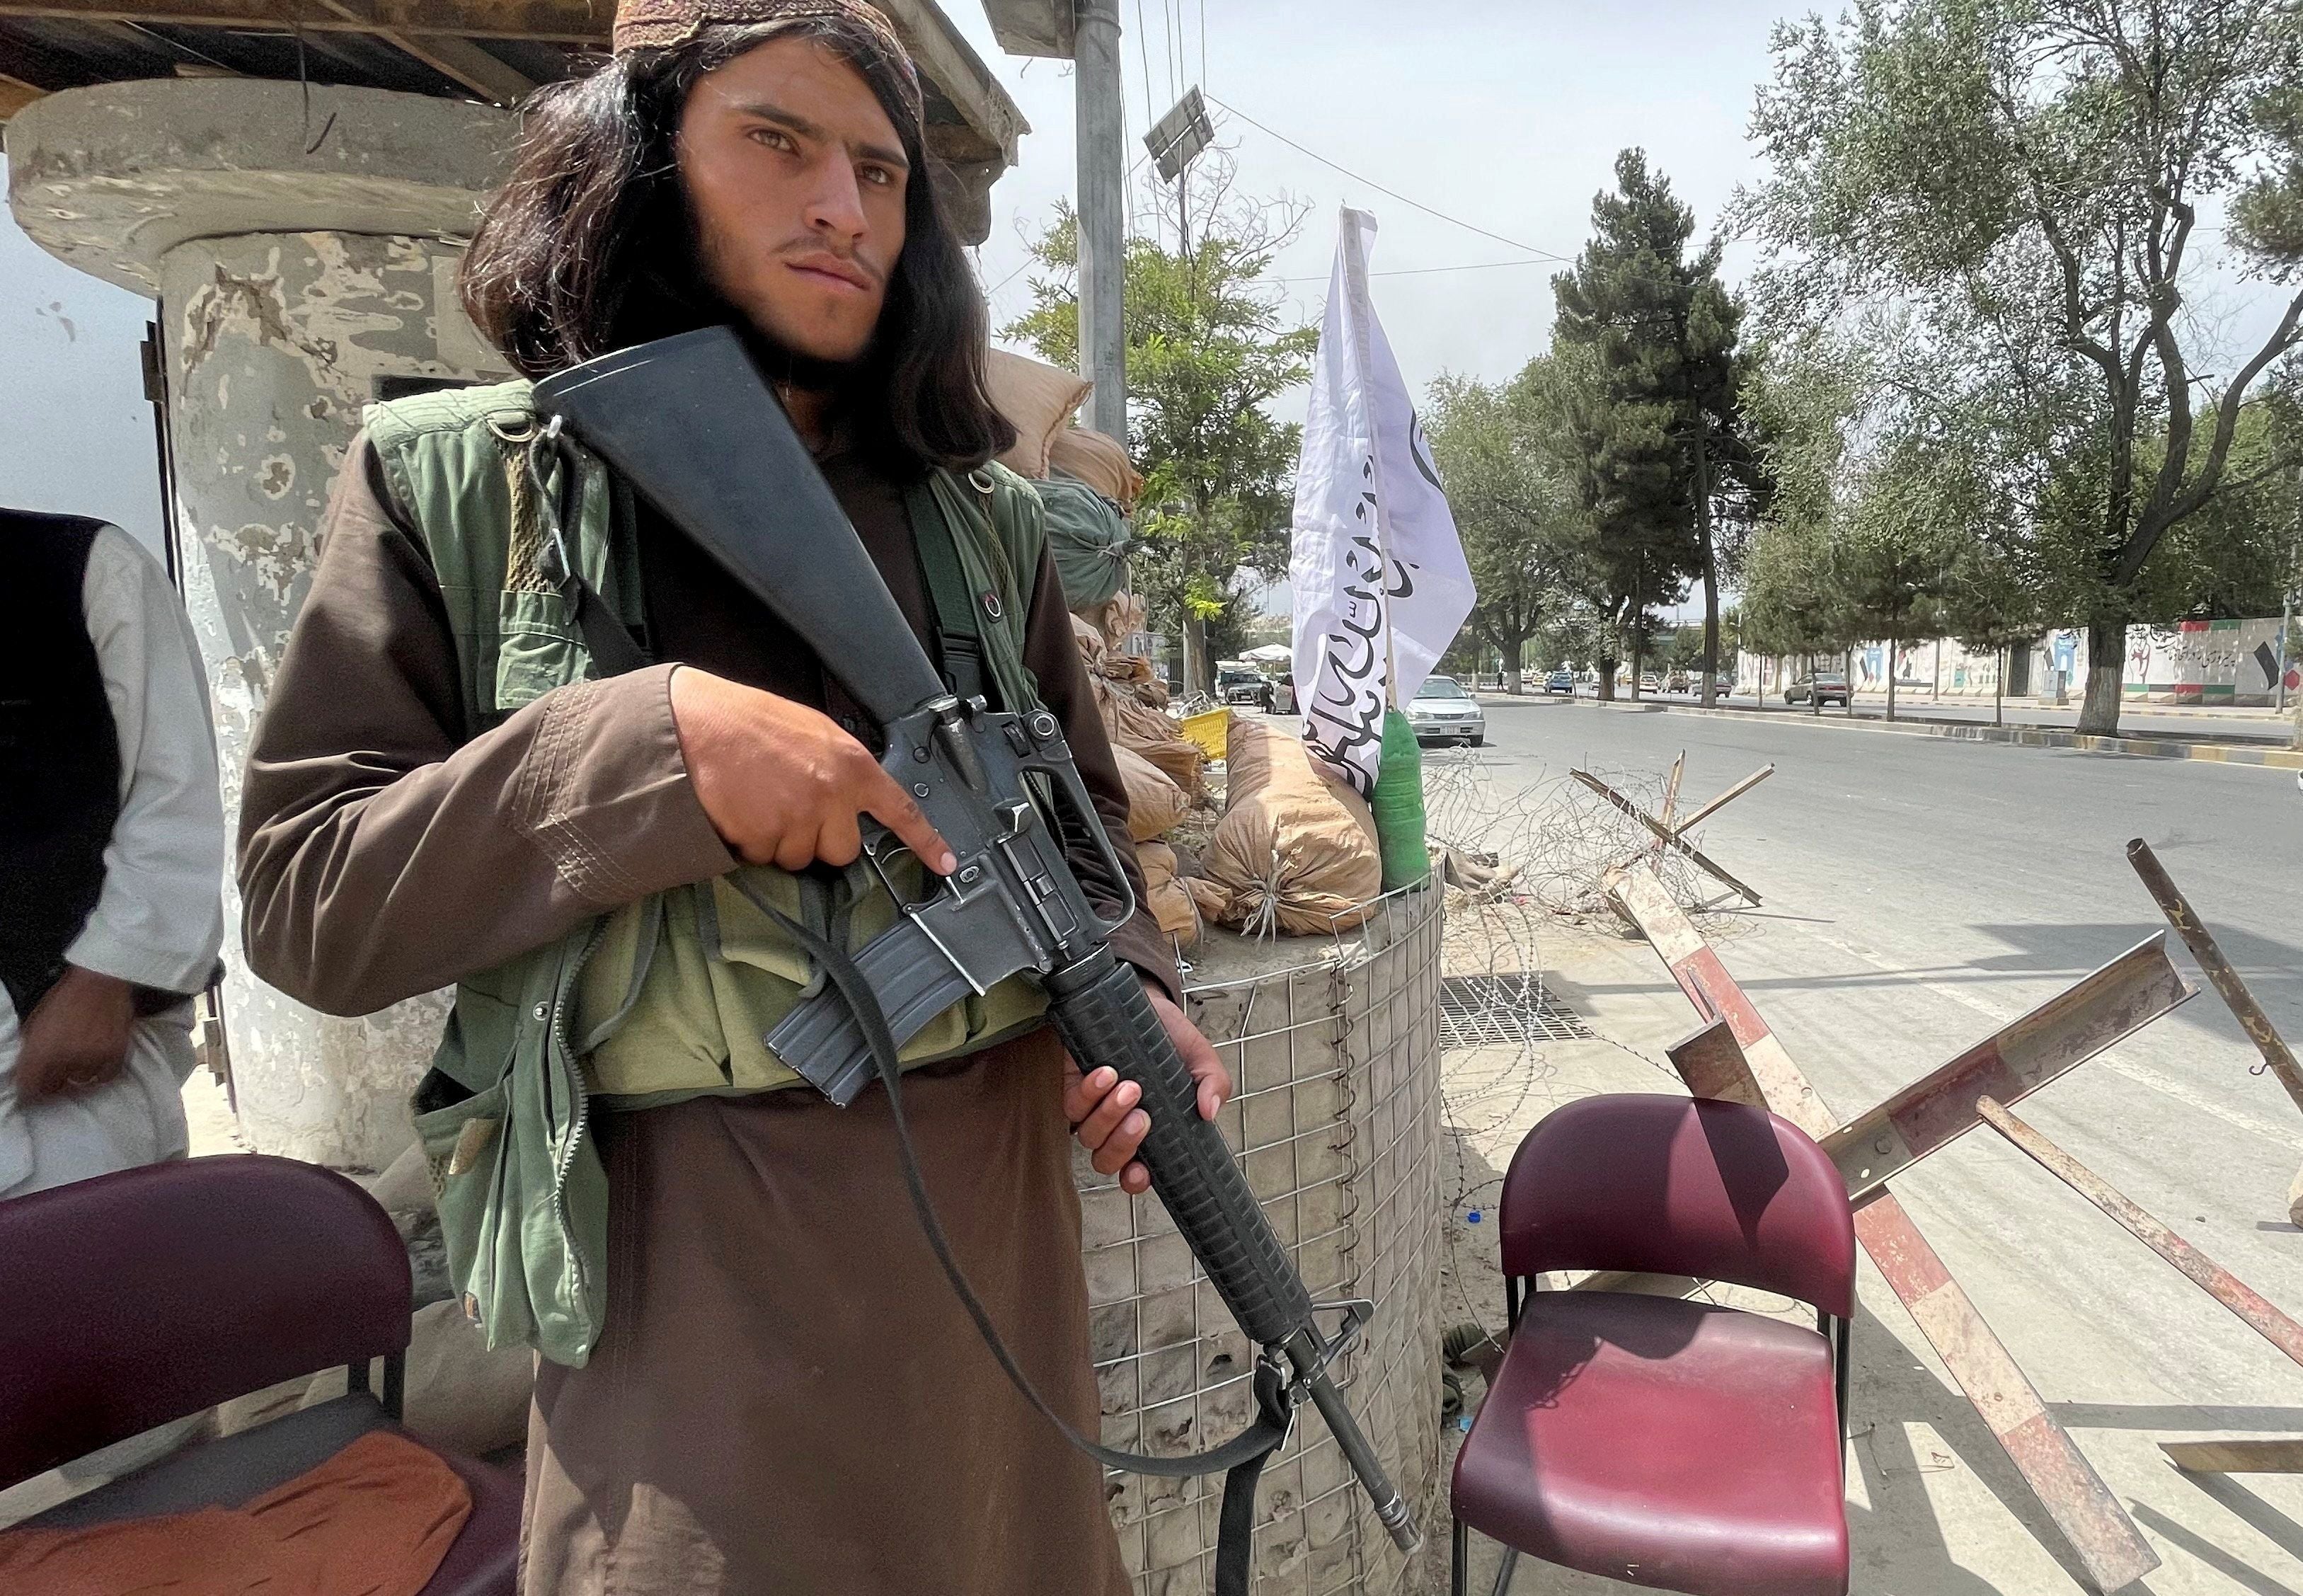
[1044,948,1312,1343]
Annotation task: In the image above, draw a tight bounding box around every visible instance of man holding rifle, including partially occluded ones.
[236,4,1225,1589]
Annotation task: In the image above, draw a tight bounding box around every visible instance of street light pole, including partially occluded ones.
[1074,0,1127,442]
[2279,461,2298,716]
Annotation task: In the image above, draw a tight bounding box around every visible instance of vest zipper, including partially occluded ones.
[549,919,609,1297]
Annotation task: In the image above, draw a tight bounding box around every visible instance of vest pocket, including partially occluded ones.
[413,1069,515,1340]
[413,980,532,1351]
[494,590,582,716]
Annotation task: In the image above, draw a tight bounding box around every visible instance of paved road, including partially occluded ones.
[1523,688,2302,744]
[1474,695,2303,1593]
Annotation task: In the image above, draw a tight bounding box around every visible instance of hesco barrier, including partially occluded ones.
[1076,880,1445,1595]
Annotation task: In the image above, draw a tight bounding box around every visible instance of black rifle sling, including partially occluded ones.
[725,873,1292,1596]
[905,478,992,707]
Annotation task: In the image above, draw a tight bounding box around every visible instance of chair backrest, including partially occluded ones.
[1498,1093,1856,1318]
[0,1154,411,1489]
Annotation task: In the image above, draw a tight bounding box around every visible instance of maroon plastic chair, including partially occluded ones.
[1452,1093,1855,1596]
[0,1154,519,1594]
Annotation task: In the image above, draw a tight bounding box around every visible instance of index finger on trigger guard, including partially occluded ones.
[868,769,957,875]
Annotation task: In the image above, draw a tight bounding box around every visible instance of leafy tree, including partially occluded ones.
[1747,0,2303,734]
[1422,358,1591,692]
[1553,149,1747,704]
[1004,179,1316,698]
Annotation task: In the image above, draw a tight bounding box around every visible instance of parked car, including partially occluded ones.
[1407,674,1486,746]
[1219,667,1273,710]
[1544,669,1575,696]
[1786,669,1851,707]
[1716,673,1734,697]
[1638,672,1662,694]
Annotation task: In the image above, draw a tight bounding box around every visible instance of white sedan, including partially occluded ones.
[1407,675,1486,747]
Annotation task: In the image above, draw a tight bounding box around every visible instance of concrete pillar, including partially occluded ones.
[9,79,515,1170]
[1073,0,1127,440]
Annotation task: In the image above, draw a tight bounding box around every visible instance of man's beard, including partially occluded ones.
[735,323,868,396]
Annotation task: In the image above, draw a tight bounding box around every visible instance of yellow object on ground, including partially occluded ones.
[1181,708,1231,760]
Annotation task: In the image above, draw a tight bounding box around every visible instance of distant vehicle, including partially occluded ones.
[1407,674,1486,746]
[1665,668,1690,694]
[1786,669,1851,707]
[1218,667,1273,709]
[1638,672,1662,694]
[1544,669,1575,696]
[1716,673,1734,696]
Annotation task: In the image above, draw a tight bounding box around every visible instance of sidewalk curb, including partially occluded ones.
[1517,694,2303,772]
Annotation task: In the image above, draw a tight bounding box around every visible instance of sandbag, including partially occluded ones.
[1136,841,1201,947]
[1048,426,1144,510]
[1078,590,1147,653]
[1198,720,1382,936]
[1097,681,1204,796]
[985,348,1091,477]
[1041,471,1131,608]
[1115,744,1190,841]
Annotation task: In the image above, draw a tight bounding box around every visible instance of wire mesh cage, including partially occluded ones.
[1077,880,1447,1595]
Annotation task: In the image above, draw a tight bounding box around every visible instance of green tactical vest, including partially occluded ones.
[376,379,1053,1366]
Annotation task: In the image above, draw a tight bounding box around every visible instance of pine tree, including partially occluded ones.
[1552,149,1745,703]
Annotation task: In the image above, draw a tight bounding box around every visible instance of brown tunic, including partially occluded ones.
[238,436,1161,1596]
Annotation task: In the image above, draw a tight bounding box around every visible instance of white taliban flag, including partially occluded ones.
[1289,207,1476,796]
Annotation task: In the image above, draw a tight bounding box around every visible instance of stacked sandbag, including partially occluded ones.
[984,348,1091,477]
[1049,427,1144,510]
[1135,841,1202,947]
[1102,690,1203,796]
[1081,590,1147,653]
[1070,610,1167,709]
[1198,720,1383,936]
[1072,614,1203,793]
[1115,745,1190,841]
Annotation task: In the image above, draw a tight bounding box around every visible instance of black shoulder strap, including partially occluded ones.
[906,478,989,706]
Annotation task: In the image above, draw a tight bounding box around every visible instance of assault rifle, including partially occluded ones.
[534,328,1418,1580]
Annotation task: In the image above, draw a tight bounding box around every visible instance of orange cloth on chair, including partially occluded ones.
[0,1428,472,1595]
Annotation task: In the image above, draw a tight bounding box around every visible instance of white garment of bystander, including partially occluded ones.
[0,523,224,1199]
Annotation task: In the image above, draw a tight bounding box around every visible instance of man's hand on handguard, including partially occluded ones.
[1064,980,1234,1195]
[670,665,957,875]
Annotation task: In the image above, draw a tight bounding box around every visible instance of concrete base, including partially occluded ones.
[7,79,511,296]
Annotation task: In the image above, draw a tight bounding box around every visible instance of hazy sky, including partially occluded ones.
[3,0,2290,575]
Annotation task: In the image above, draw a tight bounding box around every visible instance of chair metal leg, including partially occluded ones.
[1488,1545,1520,1596]
[1452,1517,1469,1596]
[1834,1315,1854,1433]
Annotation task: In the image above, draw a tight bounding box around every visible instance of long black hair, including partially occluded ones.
[461,16,1014,476]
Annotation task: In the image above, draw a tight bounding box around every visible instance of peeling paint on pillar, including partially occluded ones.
[159,228,501,1171]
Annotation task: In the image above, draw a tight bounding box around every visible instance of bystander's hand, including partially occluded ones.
[670,665,956,875]
[15,965,137,1101]
[1064,979,1234,1195]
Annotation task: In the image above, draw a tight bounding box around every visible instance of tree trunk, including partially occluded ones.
[1501,636,1524,694]
[1184,609,1212,702]
[1996,647,2005,728]
[1598,659,1619,701]
[2078,615,2126,735]
[1886,636,1897,723]
[1694,421,1719,709]
[1631,633,1645,699]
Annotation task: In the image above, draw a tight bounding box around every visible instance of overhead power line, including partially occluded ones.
[1275,256,1563,284]
[1204,93,1570,264]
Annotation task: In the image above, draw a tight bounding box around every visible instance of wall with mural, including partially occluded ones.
[1739,617,2298,705]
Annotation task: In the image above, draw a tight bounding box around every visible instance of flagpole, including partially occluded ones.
[1339,209,1402,712]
